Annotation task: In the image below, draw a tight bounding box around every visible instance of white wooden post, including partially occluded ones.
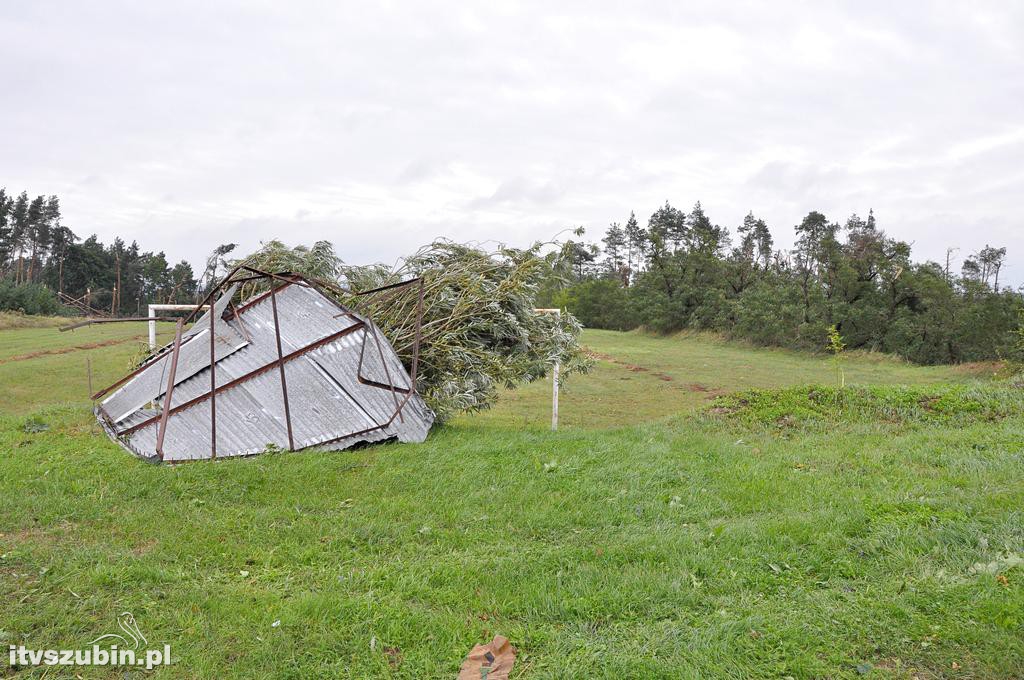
[534,308,561,430]
[551,343,560,430]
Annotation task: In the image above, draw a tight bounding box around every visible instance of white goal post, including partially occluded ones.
[147,304,210,350]
[534,308,561,431]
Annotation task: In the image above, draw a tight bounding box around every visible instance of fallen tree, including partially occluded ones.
[228,239,591,422]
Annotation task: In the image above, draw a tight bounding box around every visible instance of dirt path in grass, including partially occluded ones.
[586,349,674,379]
[585,348,728,397]
[0,335,144,364]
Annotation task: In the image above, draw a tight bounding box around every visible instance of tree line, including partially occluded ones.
[0,187,205,316]
[542,202,1020,365]
[3,185,1018,366]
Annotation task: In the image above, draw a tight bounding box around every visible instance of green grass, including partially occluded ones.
[710,383,1024,427]
[0,322,177,415]
[466,330,997,429]
[0,311,69,331]
[1,326,1022,678]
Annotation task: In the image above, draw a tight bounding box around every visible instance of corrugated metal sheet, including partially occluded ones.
[97,278,433,462]
[101,324,247,423]
[100,284,248,423]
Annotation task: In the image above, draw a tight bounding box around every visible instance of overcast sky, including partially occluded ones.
[2,1,1022,283]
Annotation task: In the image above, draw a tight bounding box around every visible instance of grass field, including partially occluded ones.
[1,323,1022,678]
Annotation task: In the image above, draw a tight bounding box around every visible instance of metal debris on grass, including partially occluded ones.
[90,268,433,463]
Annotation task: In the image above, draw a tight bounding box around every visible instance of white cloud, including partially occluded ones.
[946,128,1024,162]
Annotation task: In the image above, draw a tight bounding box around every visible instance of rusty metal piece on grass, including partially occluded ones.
[92,271,433,463]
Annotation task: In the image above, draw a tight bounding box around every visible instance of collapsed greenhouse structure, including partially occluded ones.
[91,269,434,463]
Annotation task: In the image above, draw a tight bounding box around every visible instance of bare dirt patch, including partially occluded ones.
[1,523,70,547]
[950,361,1004,377]
[132,538,159,556]
[687,383,727,399]
[585,348,676,382]
[0,335,143,365]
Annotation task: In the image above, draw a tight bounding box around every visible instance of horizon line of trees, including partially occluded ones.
[541,202,1020,365]
[3,185,1019,366]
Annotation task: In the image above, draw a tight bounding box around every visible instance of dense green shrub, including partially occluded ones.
[547,204,1022,366]
[552,279,639,331]
[0,280,60,315]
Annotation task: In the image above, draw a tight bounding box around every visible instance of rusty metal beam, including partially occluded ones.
[181,261,249,326]
[368,322,403,422]
[301,275,355,299]
[225,273,271,285]
[155,319,185,461]
[353,277,422,296]
[91,270,256,401]
[357,377,412,394]
[239,267,311,288]
[228,300,252,343]
[269,282,295,451]
[60,316,179,332]
[232,277,301,315]
[210,292,217,460]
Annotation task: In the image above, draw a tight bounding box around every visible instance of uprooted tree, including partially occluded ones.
[225,239,591,422]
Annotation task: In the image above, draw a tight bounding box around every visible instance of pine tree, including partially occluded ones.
[47,225,77,294]
[794,211,838,275]
[737,212,758,263]
[0,188,12,271]
[602,223,627,279]
[648,201,687,253]
[688,202,729,255]
[10,192,29,283]
[623,211,644,281]
[26,195,52,283]
[976,245,1007,289]
[169,261,198,303]
[753,218,773,269]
